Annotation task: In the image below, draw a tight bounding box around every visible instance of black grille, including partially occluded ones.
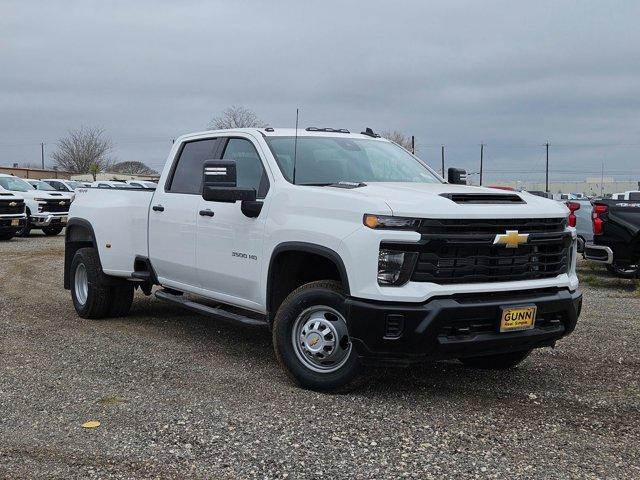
[419,218,567,235]
[0,199,25,215]
[42,200,70,213]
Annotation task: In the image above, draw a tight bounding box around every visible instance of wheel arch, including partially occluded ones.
[64,218,98,289]
[266,242,350,322]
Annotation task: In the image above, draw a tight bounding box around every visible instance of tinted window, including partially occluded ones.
[169,139,217,194]
[222,138,269,198]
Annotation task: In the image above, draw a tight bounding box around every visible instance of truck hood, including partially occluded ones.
[13,190,73,201]
[349,182,568,219]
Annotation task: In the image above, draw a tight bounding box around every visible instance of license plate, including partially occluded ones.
[11,219,19,226]
[500,305,537,332]
[61,216,68,224]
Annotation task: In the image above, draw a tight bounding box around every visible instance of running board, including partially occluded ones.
[155,289,267,328]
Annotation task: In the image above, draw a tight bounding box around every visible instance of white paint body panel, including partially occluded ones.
[68,129,577,315]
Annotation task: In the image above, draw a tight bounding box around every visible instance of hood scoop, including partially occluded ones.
[48,193,63,196]
[440,193,525,204]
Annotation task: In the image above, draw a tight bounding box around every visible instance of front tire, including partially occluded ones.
[71,247,134,319]
[42,225,64,236]
[606,261,639,278]
[460,349,531,370]
[0,231,16,241]
[272,280,361,392]
[16,215,31,237]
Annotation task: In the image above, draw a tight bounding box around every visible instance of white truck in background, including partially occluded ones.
[0,190,27,240]
[0,174,73,237]
[64,127,582,391]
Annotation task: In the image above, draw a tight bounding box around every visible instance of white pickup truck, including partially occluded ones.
[0,190,27,240]
[0,174,73,236]
[65,127,582,391]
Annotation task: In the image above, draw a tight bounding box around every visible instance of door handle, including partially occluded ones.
[152,205,164,212]
[199,209,215,217]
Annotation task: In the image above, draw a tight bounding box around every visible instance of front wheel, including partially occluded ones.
[42,225,64,236]
[272,280,361,392]
[606,261,639,278]
[0,231,16,241]
[16,216,31,237]
[460,349,531,370]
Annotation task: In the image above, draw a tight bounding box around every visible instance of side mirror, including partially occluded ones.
[448,167,467,185]
[202,160,256,203]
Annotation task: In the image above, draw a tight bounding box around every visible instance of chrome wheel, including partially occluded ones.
[74,262,89,306]
[292,306,352,373]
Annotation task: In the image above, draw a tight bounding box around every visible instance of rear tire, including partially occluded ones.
[272,280,361,392]
[460,349,531,370]
[71,247,134,319]
[606,262,639,278]
[42,225,64,236]
[108,283,135,317]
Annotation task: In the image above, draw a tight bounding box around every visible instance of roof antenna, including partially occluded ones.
[292,108,299,184]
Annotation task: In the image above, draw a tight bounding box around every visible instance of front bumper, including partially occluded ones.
[31,213,69,227]
[583,243,613,264]
[345,288,582,366]
[0,214,27,232]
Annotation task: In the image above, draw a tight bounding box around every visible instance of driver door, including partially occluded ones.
[196,136,271,310]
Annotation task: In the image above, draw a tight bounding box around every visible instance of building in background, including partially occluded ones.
[0,166,70,180]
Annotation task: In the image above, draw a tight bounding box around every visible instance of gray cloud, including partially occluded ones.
[1,0,639,181]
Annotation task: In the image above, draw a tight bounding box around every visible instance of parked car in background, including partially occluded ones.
[90,181,130,189]
[584,198,640,277]
[42,178,84,193]
[562,199,593,253]
[0,190,27,240]
[26,179,76,201]
[125,180,158,189]
[526,190,552,199]
[0,174,73,237]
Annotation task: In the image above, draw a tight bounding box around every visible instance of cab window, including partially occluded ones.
[221,138,269,198]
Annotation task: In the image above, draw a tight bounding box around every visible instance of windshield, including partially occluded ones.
[113,183,129,189]
[0,177,34,192]
[67,181,82,189]
[36,181,56,191]
[266,136,442,185]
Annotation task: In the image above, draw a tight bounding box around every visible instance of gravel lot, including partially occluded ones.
[1,234,639,479]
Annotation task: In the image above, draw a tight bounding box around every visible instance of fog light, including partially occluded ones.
[378,249,417,286]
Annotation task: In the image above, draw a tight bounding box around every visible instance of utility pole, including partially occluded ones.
[441,145,445,178]
[601,161,604,197]
[545,142,549,193]
[411,135,415,154]
[41,142,45,169]
[479,143,484,186]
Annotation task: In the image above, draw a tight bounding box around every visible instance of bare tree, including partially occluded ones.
[51,127,113,176]
[381,130,416,153]
[208,105,267,129]
[110,161,158,176]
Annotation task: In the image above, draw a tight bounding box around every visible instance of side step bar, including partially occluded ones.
[155,289,267,328]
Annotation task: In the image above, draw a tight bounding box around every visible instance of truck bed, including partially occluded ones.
[70,188,154,276]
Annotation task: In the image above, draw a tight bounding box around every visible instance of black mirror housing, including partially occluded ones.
[202,159,257,203]
[448,167,467,185]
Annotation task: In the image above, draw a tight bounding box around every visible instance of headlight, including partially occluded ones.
[364,214,420,230]
[378,249,418,286]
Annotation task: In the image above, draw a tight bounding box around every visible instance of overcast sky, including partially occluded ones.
[2,0,640,183]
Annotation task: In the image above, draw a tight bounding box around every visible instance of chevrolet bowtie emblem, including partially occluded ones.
[493,230,529,248]
[9,202,17,207]
[59,201,66,205]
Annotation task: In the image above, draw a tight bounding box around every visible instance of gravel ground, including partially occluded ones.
[1,233,639,479]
